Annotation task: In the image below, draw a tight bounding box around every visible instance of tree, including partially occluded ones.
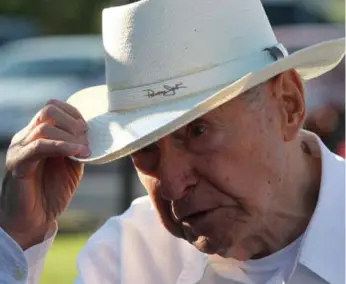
[0,0,130,34]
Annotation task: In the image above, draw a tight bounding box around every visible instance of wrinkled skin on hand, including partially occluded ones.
[0,99,90,249]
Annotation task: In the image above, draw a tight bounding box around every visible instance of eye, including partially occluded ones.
[137,143,159,154]
[131,143,160,173]
[187,123,207,138]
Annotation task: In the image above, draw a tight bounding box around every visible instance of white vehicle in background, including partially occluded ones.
[0,35,105,145]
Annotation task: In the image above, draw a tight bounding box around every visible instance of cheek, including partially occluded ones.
[196,139,284,214]
[139,174,184,239]
[182,206,257,254]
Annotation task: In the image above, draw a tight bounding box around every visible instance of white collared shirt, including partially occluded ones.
[200,234,303,284]
[0,130,344,284]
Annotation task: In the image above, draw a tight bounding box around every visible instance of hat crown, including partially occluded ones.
[102,0,278,91]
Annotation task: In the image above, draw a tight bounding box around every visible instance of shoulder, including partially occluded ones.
[298,148,345,283]
[81,195,167,248]
[317,147,345,224]
[328,150,345,172]
[75,196,192,283]
[87,195,166,241]
[324,150,345,195]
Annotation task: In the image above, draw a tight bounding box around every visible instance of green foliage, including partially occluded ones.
[0,0,130,34]
[40,233,91,284]
[1,0,343,35]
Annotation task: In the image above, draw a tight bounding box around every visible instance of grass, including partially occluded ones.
[40,233,91,284]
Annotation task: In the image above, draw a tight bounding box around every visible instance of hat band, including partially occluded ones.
[107,43,287,112]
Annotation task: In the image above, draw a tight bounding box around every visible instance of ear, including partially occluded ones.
[269,69,306,141]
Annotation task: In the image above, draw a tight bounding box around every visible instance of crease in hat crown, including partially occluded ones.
[101,0,284,111]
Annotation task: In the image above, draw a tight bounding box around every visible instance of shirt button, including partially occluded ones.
[13,268,26,281]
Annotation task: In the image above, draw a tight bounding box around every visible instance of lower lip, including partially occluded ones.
[182,209,215,224]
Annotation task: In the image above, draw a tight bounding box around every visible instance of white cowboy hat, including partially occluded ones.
[67,0,345,164]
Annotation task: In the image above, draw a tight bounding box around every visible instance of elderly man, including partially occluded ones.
[0,0,345,283]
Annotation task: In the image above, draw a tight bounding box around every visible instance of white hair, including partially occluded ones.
[240,81,268,109]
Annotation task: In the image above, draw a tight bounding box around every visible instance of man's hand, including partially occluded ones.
[0,99,90,250]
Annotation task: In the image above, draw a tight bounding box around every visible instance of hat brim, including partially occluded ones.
[67,38,345,164]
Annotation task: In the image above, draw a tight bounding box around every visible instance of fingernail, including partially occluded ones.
[78,145,91,158]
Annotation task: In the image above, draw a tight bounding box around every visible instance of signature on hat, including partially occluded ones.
[143,83,187,98]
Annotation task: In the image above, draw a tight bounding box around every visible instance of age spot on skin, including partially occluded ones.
[266,152,270,159]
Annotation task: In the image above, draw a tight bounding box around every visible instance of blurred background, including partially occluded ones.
[0,0,344,283]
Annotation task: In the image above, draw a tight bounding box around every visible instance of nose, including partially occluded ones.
[158,138,198,201]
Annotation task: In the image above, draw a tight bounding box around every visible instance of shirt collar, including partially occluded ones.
[297,130,345,284]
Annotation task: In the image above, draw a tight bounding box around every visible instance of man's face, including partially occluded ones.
[131,72,305,259]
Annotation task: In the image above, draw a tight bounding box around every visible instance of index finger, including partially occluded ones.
[45,99,86,122]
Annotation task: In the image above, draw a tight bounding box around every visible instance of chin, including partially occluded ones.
[190,235,224,255]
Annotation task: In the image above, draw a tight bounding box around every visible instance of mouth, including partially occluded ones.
[173,205,239,225]
[178,208,217,224]
[183,210,211,223]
